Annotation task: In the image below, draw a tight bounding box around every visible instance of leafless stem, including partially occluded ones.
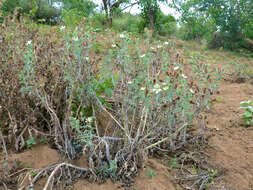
[0,130,8,159]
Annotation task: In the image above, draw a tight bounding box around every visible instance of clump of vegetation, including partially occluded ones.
[0,12,223,189]
[240,100,253,126]
[0,0,61,23]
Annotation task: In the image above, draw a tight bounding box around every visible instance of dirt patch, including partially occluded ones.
[73,159,176,190]
[206,81,253,190]
[9,145,60,169]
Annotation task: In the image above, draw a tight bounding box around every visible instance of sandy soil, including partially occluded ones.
[206,81,253,190]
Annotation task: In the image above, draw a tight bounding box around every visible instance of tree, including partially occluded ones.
[101,0,130,25]
[0,0,60,23]
[61,0,96,18]
[138,0,168,30]
[173,0,253,49]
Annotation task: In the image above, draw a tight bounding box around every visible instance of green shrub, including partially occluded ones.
[243,18,253,40]
[90,13,108,29]
[36,2,60,23]
[61,0,96,18]
[156,12,177,37]
[61,8,82,26]
[112,13,142,34]
[178,16,215,41]
[0,0,60,23]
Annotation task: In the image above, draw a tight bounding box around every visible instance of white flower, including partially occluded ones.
[240,100,252,104]
[128,81,133,84]
[154,84,160,89]
[164,41,169,45]
[26,40,32,46]
[86,117,93,123]
[119,33,126,38]
[157,45,162,48]
[140,87,145,91]
[163,86,169,91]
[140,54,146,58]
[174,66,180,71]
[182,73,188,79]
[153,88,162,94]
[190,88,195,94]
[72,36,79,41]
[112,44,117,48]
[152,84,162,94]
[60,26,65,31]
[85,57,89,61]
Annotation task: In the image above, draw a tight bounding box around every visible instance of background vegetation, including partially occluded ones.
[0,0,252,50]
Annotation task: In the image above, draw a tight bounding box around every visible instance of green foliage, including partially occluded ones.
[178,16,215,40]
[175,0,253,49]
[112,13,142,34]
[61,0,96,18]
[19,40,35,96]
[0,0,20,17]
[61,8,82,26]
[0,0,60,23]
[138,0,167,30]
[90,13,108,29]
[170,156,178,169]
[96,160,118,180]
[146,169,156,179]
[35,1,60,23]
[26,137,36,148]
[70,116,95,147]
[243,18,253,40]
[137,1,176,36]
[156,11,177,36]
[207,169,217,186]
[239,100,253,126]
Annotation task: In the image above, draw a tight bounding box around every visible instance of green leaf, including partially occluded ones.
[105,88,112,97]
[244,110,253,118]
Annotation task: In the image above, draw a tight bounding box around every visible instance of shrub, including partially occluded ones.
[61,0,96,18]
[156,12,177,37]
[178,16,215,41]
[61,8,82,26]
[0,0,60,23]
[208,31,242,50]
[0,16,222,188]
[112,13,142,34]
[89,13,108,30]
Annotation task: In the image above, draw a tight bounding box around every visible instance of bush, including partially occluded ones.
[208,31,242,50]
[36,1,60,23]
[0,16,222,188]
[61,0,96,18]
[156,12,177,37]
[89,13,108,30]
[0,0,60,23]
[112,13,142,34]
[178,16,215,41]
[243,18,253,40]
[61,8,82,26]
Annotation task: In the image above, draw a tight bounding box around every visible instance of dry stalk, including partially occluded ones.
[0,130,8,159]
